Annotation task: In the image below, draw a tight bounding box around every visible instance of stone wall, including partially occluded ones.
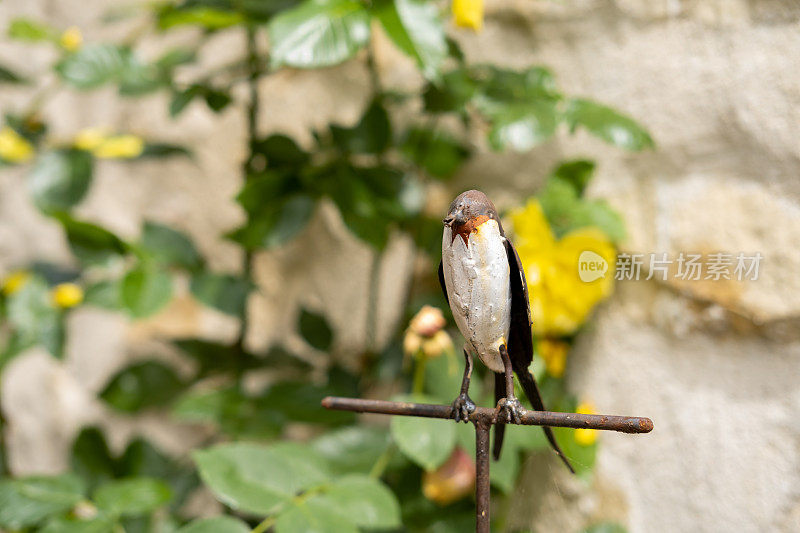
[1,1,799,531]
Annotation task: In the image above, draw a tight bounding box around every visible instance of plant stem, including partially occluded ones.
[369,442,395,480]
[412,355,427,395]
[365,251,381,353]
[250,485,327,533]
[235,24,262,378]
[0,390,9,476]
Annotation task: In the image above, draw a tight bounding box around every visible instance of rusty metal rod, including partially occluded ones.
[321,396,654,434]
[475,420,491,533]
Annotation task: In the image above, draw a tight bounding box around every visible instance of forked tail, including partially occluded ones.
[512,369,576,474]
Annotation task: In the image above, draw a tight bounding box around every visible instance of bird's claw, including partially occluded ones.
[494,396,524,424]
[451,393,476,423]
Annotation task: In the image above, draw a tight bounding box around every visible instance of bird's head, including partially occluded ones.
[443,190,501,244]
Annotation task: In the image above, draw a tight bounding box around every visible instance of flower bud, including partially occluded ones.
[423,447,475,505]
[51,283,84,309]
[452,0,484,32]
[0,127,34,163]
[409,305,446,337]
[2,270,31,296]
[403,330,423,358]
[60,26,83,52]
[421,330,453,359]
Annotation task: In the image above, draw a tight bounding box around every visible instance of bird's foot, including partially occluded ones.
[450,393,476,423]
[494,396,524,424]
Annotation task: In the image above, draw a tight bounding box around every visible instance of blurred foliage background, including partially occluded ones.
[0,0,660,531]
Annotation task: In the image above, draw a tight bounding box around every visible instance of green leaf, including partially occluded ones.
[232,194,316,250]
[298,308,333,351]
[275,496,359,533]
[538,175,625,242]
[118,438,199,510]
[552,159,596,195]
[330,99,391,154]
[422,68,477,113]
[7,18,55,42]
[100,360,185,412]
[258,381,356,426]
[56,44,129,89]
[176,516,250,533]
[424,350,467,404]
[156,5,244,30]
[312,426,391,475]
[189,273,251,317]
[40,515,118,533]
[322,474,401,529]
[390,395,456,470]
[375,0,447,79]
[6,276,65,359]
[269,0,370,69]
[266,195,316,246]
[55,214,127,264]
[141,221,203,270]
[119,56,163,95]
[70,427,118,489]
[121,263,173,318]
[0,63,26,84]
[252,134,309,169]
[564,98,654,151]
[83,279,122,310]
[489,445,519,493]
[193,442,331,516]
[401,127,469,179]
[173,339,260,377]
[486,100,558,151]
[93,477,172,517]
[0,474,85,530]
[169,86,201,117]
[28,149,94,213]
[139,143,192,159]
[156,47,196,69]
[204,88,232,112]
[173,386,283,439]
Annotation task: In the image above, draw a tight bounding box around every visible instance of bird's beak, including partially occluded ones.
[443,215,455,226]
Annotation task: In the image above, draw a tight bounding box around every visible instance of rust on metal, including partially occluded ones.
[322,396,652,533]
[321,396,654,434]
[452,214,490,245]
[475,419,491,533]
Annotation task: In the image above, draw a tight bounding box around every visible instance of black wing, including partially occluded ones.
[504,238,533,371]
[438,260,449,306]
[505,237,575,473]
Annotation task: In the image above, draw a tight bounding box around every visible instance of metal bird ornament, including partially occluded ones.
[438,190,575,473]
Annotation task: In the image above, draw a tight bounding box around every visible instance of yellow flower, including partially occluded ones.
[92,134,144,159]
[452,0,483,31]
[510,199,616,336]
[51,283,84,308]
[423,447,475,505]
[75,129,144,159]
[537,339,568,378]
[2,270,32,296]
[60,26,83,52]
[74,128,109,151]
[0,126,35,163]
[575,402,598,446]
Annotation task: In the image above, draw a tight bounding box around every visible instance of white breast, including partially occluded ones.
[442,219,511,373]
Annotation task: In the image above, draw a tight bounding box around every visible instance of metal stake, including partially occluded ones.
[321,396,653,532]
